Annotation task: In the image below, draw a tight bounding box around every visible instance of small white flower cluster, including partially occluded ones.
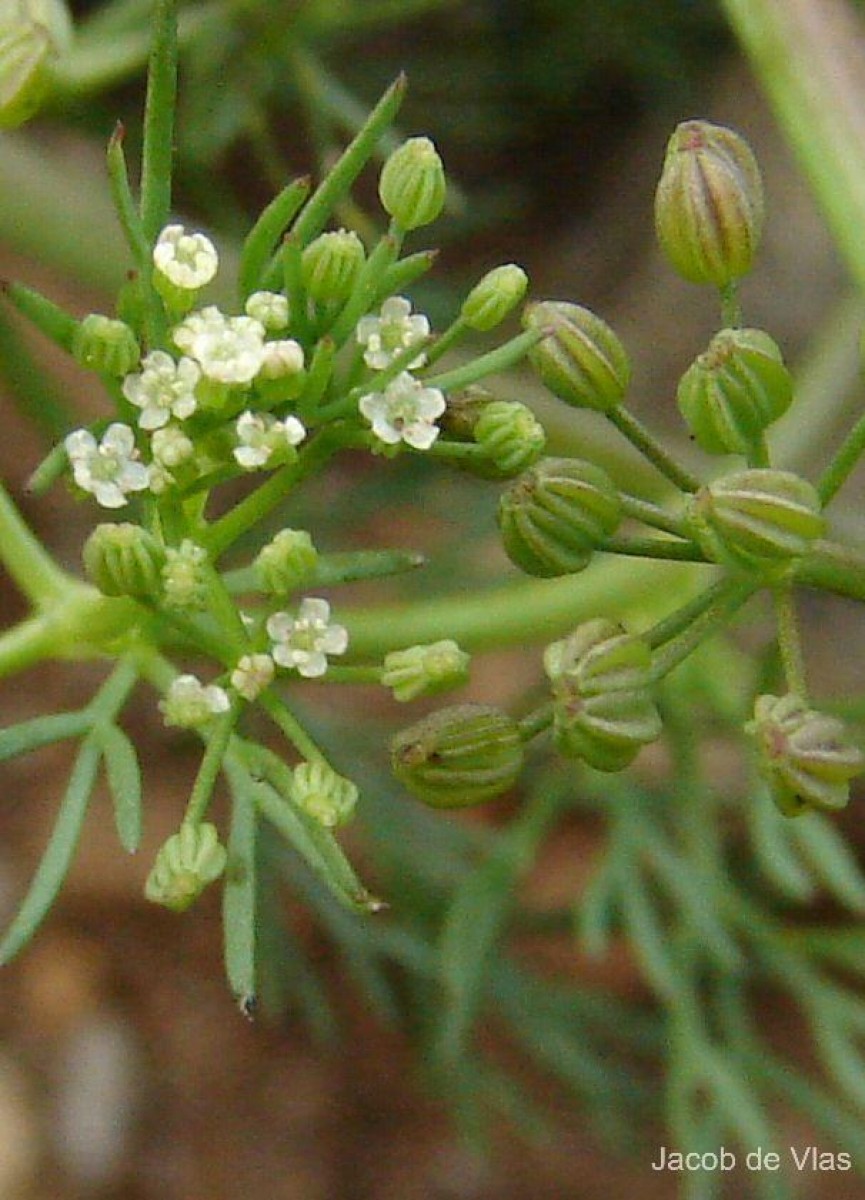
[355,296,445,451]
[65,225,308,508]
[266,598,348,679]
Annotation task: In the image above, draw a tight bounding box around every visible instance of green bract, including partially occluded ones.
[522,301,631,412]
[391,704,523,807]
[544,619,661,772]
[654,119,764,287]
[498,457,621,577]
[677,328,793,456]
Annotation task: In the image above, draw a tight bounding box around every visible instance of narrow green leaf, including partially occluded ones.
[96,724,142,853]
[747,794,815,903]
[2,281,78,353]
[222,782,258,1010]
[139,0,177,241]
[814,1020,865,1113]
[619,870,680,1001]
[0,711,92,763]
[376,249,438,302]
[0,736,100,965]
[576,851,621,957]
[789,812,865,914]
[243,175,311,297]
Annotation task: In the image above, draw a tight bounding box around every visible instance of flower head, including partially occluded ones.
[65,423,149,509]
[258,339,305,381]
[159,674,230,729]
[233,411,306,470]
[151,424,195,468]
[359,371,445,450]
[356,296,429,370]
[173,306,266,385]
[153,224,219,292]
[266,598,348,678]
[230,653,275,701]
[122,350,200,430]
[245,290,289,331]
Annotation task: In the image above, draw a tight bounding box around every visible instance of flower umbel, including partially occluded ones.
[267,598,349,678]
[65,423,149,508]
[356,296,430,370]
[359,371,445,450]
[173,307,266,385]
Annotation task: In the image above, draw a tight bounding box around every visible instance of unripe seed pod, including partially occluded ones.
[473,400,546,478]
[461,264,528,332]
[677,328,792,456]
[498,457,621,577]
[654,119,764,287]
[301,229,365,303]
[523,301,630,412]
[379,136,447,231]
[382,639,470,702]
[748,693,865,816]
[72,313,141,376]
[544,618,662,772]
[391,703,523,807]
[254,529,318,595]
[689,468,823,576]
[144,822,227,912]
[291,761,358,828]
[83,522,165,599]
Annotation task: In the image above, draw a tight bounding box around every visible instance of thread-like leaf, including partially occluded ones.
[747,793,815,902]
[0,710,92,763]
[96,723,142,853]
[222,781,258,1011]
[241,175,311,297]
[789,812,865,914]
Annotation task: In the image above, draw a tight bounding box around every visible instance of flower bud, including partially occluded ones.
[162,539,209,609]
[461,264,528,332]
[83,522,165,599]
[472,400,546,478]
[379,136,447,231]
[544,619,661,772]
[71,314,141,377]
[689,468,823,576]
[254,529,318,595]
[291,761,358,828]
[0,0,71,129]
[654,119,764,287]
[144,822,227,911]
[498,457,621,577]
[748,693,865,815]
[677,327,793,455]
[159,675,230,730]
[301,229,366,303]
[391,703,523,807]
[382,640,471,702]
[523,301,630,412]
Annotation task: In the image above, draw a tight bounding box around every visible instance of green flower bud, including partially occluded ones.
[654,119,764,287]
[83,522,165,599]
[382,640,471,702]
[391,703,523,808]
[523,301,630,412]
[0,0,72,129]
[461,264,529,332]
[498,457,621,577]
[301,229,366,303]
[748,693,865,816]
[379,136,447,231]
[291,761,358,828]
[144,822,227,912]
[254,529,318,595]
[677,327,793,456]
[689,468,823,577]
[544,619,662,772]
[162,539,209,610]
[72,314,141,377]
[470,400,545,479]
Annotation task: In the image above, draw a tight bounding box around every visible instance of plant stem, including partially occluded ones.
[649,578,758,682]
[620,493,692,538]
[773,584,807,698]
[816,407,865,506]
[183,702,240,826]
[140,0,178,242]
[258,690,327,764]
[0,481,68,606]
[607,406,702,494]
[423,327,544,392]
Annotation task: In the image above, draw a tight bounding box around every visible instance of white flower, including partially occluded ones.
[159,674,230,729]
[267,598,348,678]
[172,306,266,385]
[233,411,306,470]
[65,423,149,508]
[358,371,445,450]
[245,291,289,331]
[356,296,430,370]
[122,350,200,430]
[153,224,219,291]
[230,653,275,701]
[151,424,194,468]
[258,339,305,380]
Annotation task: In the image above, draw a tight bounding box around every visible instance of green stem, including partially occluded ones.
[258,690,327,764]
[795,538,865,603]
[601,535,706,563]
[620,493,692,538]
[139,0,178,242]
[422,316,469,371]
[0,481,68,606]
[720,280,742,327]
[816,407,865,506]
[773,584,807,698]
[517,702,554,742]
[607,406,702,494]
[183,702,240,827]
[649,578,757,681]
[423,327,545,393]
